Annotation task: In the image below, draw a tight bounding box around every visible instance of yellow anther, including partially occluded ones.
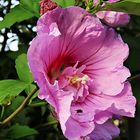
[81,75,89,84]
[114,120,120,126]
[69,75,89,85]
[70,75,79,84]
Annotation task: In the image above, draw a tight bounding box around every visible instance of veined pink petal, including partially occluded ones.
[88,82,135,119]
[64,117,95,140]
[70,82,135,129]
[83,29,130,95]
[85,120,120,140]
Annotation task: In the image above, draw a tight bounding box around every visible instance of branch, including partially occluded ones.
[0,87,38,128]
[28,102,47,107]
[128,73,140,82]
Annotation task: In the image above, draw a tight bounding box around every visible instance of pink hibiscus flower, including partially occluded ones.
[94,0,130,27]
[28,7,136,140]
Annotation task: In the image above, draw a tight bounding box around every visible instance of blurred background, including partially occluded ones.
[0,0,140,140]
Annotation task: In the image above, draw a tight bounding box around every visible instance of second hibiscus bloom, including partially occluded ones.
[94,0,130,27]
[28,6,136,140]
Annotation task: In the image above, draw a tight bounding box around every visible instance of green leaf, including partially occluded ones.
[15,54,33,84]
[53,0,75,7]
[0,5,33,29]
[0,0,40,29]
[101,0,140,16]
[7,124,38,139]
[0,80,28,104]
[20,0,40,17]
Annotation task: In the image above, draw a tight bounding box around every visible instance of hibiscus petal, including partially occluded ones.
[87,82,136,119]
[71,82,135,127]
[64,117,95,140]
[37,7,107,64]
[28,33,74,133]
[28,33,61,78]
[87,120,120,140]
[84,29,130,95]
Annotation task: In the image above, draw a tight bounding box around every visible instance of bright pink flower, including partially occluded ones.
[28,7,136,140]
[94,0,130,27]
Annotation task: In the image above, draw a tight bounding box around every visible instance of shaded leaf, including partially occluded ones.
[0,0,40,29]
[20,0,40,17]
[101,0,140,16]
[0,80,28,104]
[15,54,33,83]
[53,0,75,7]
[7,124,38,139]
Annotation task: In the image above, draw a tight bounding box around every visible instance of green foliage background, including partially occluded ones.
[0,0,140,140]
